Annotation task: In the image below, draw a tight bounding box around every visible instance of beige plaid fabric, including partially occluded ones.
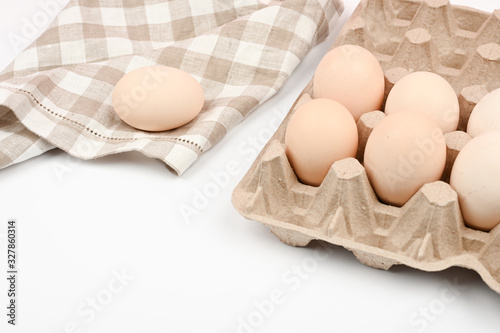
[0,0,344,175]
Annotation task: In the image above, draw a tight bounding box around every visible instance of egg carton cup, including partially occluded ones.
[232,0,500,293]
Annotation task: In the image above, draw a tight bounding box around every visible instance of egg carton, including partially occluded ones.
[231,0,500,293]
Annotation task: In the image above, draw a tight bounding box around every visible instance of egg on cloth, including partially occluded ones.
[112,65,204,132]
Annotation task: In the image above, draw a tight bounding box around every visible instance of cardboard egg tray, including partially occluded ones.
[231,0,500,293]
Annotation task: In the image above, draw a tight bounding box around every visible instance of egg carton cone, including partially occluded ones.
[232,0,500,293]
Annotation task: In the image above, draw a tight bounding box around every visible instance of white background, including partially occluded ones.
[1,0,499,332]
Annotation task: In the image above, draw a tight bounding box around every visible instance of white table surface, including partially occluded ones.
[1,1,499,332]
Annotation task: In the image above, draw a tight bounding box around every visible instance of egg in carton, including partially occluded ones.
[231,0,500,293]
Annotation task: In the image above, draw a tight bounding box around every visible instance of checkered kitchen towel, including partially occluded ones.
[0,0,344,175]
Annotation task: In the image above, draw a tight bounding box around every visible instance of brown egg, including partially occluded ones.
[364,111,447,207]
[450,130,500,231]
[467,88,500,137]
[112,65,204,132]
[285,98,358,186]
[385,71,459,133]
[313,45,385,121]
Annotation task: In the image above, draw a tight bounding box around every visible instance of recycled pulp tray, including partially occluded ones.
[231,0,500,293]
